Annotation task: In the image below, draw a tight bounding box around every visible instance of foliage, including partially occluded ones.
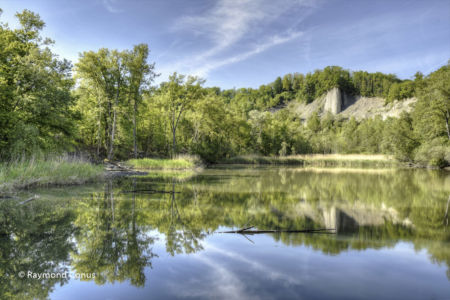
[1,9,448,168]
[75,44,157,160]
[0,10,76,158]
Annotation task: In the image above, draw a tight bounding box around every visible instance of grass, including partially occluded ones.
[0,155,104,193]
[219,154,399,168]
[124,155,202,170]
[220,155,305,165]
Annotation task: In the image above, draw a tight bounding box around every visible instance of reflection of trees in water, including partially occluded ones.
[0,199,76,299]
[166,180,205,256]
[72,179,156,287]
[1,168,449,299]
[147,169,450,276]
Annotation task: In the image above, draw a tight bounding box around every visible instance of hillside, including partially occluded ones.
[288,87,416,121]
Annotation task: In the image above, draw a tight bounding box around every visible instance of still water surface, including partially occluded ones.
[1,166,449,299]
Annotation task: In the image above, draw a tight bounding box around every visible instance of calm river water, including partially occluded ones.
[1,166,449,299]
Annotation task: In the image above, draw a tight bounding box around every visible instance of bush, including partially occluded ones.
[414,139,450,167]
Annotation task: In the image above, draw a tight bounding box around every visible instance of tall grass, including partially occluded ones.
[219,154,398,168]
[125,154,202,170]
[0,155,104,192]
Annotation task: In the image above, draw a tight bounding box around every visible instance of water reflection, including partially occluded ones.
[1,167,449,299]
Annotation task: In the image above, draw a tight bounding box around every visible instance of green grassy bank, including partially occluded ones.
[124,155,202,170]
[0,156,104,192]
[219,154,400,168]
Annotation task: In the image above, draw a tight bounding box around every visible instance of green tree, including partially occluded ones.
[413,62,450,141]
[0,10,75,158]
[273,76,283,94]
[76,48,128,159]
[158,73,205,157]
[124,44,157,158]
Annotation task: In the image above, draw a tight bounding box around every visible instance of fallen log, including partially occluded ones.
[20,195,40,205]
[121,189,180,194]
[0,195,18,199]
[220,228,336,234]
[237,226,255,232]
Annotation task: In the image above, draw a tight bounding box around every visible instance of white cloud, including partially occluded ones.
[102,0,122,13]
[161,0,320,79]
[191,31,304,77]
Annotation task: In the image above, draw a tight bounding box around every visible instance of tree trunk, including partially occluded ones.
[133,98,137,158]
[171,109,176,158]
[172,128,176,159]
[109,106,116,160]
[96,94,102,158]
[445,109,450,141]
[108,81,121,160]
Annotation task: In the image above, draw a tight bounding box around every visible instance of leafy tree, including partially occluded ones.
[76,48,128,159]
[0,10,75,158]
[273,76,283,94]
[158,73,205,157]
[124,44,157,158]
[413,62,450,142]
[282,74,293,92]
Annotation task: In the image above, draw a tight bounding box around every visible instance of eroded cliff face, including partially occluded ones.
[323,87,342,114]
[293,87,416,120]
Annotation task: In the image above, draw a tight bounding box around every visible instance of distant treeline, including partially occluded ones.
[223,65,417,109]
[0,9,449,166]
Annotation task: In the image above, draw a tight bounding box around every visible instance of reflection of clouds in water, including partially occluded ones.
[164,255,252,300]
[195,255,256,300]
[205,243,302,285]
[166,241,305,300]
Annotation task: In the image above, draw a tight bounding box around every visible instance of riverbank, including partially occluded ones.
[219,154,400,168]
[123,155,202,170]
[0,156,104,193]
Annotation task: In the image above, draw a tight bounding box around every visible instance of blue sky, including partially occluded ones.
[0,0,449,88]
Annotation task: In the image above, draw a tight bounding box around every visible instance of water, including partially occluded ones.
[1,166,449,300]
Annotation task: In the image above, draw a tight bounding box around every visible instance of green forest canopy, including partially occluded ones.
[0,9,449,165]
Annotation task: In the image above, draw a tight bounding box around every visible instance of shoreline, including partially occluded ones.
[2,154,447,194]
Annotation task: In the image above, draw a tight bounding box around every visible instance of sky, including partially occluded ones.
[0,0,449,89]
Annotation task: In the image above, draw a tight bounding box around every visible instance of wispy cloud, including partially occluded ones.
[102,0,122,13]
[161,0,320,79]
[191,31,304,77]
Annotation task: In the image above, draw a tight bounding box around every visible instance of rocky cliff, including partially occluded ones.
[292,87,416,120]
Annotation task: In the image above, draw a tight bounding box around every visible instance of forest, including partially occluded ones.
[1,9,449,167]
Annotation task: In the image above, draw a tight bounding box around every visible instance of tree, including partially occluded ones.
[0,10,75,158]
[124,44,157,158]
[282,74,292,92]
[76,49,128,160]
[158,73,205,157]
[273,76,283,94]
[383,113,419,161]
[413,62,450,141]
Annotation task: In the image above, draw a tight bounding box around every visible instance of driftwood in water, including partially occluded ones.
[121,189,180,194]
[105,161,133,172]
[220,227,336,234]
[236,226,255,232]
[0,195,18,199]
[20,195,40,205]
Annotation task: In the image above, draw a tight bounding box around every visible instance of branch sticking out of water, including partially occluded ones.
[219,227,336,234]
[121,189,180,194]
[20,195,39,205]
